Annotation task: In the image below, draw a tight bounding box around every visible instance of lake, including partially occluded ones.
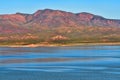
[0,46,120,80]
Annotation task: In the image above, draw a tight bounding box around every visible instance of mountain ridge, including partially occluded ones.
[0,9,120,30]
[0,9,120,45]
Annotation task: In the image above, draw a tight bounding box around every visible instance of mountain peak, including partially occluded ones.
[33,9,55,17]
[0,9,120,29]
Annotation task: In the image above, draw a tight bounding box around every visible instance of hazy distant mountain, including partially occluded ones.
[0,9,120,44]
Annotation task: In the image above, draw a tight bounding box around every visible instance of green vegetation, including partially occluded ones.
[0,27,120,46]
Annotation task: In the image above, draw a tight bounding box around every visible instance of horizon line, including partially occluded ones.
[0,8,119,20]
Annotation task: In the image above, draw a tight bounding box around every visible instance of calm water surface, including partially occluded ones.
[0,46,120,80]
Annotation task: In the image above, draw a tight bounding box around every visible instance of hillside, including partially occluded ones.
[0,9,120,45]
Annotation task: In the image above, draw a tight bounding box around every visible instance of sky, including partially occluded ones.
[0,0,119,19]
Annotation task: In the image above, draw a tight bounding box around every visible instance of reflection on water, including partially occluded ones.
[0,46,120,80]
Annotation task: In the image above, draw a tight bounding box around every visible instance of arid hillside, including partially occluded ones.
[0,9,120,45]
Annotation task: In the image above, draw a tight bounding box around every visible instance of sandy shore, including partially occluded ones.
[0,42,120,47]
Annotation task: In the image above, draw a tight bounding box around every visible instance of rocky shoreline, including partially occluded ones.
[0,42,120,47]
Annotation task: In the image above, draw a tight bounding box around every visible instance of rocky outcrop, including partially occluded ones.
[51,35,69,41]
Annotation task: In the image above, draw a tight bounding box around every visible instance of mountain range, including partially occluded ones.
[0,9,120,45]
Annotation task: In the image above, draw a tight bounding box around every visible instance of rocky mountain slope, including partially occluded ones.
[0,9,120,44]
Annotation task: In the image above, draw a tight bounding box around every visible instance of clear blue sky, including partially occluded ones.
[0,0,119,19]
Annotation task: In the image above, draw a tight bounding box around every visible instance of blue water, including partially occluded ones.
[0,46,120,80]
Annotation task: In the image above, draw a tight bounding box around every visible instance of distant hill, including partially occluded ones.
[0,9,120,45]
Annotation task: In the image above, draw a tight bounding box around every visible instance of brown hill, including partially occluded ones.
[0,9,120,30]
[0,9,120,44]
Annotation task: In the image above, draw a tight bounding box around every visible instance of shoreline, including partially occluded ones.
[0,42,120,47]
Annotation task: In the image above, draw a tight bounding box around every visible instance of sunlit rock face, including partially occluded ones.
[0,9,120,34]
